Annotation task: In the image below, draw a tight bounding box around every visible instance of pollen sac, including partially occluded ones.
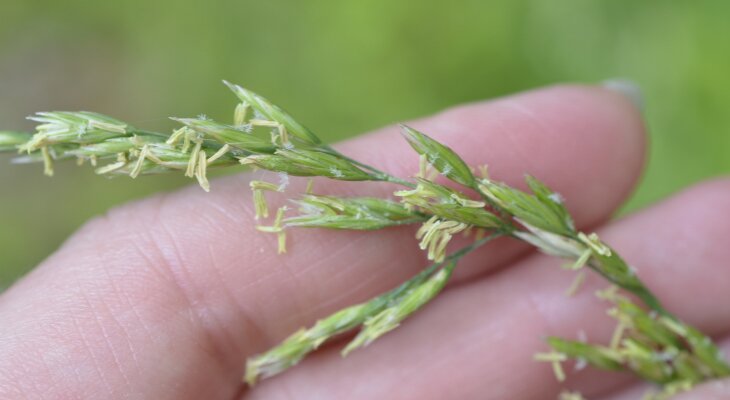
[400,125,476,187]
[415,217,468,262]
[173,117,276,154]
[286,195,420,230]
[240,149,372,181]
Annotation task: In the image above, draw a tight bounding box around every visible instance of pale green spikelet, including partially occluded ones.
[544,337,624,372]
[512,220,584,258]
[478,175,575,236]
[223,80,321,145]
[240,149,372,181]
[342,261,456,355]
[400,125,475,187]
[8,111,239,190]
[524,175,575,231]
[22,111,129,152]
[245,300,379,386]
[285,195,425,230]
[244,243,492,385]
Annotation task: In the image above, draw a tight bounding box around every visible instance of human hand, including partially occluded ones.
[1,84,728,399]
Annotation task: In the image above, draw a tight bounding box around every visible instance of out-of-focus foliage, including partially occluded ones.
[1,0,729,286]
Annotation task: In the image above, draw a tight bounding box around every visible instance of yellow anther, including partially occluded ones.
[250,119,279,127]
[416,217,468,262]
[252,190,269,219]
[130,145,150,179]
[234,102,249,126]
[196,151,210,192]
[250,180,280,192]
[256,207,288,253]
[207,144,231,164]
[278,125,290,147]
[185,140,202,178]
[41,147,53,177]
[166,127,188,145]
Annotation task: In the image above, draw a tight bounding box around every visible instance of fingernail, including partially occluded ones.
[601,79,644,112]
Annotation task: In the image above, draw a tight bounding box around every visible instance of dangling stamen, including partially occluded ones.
[234,102,250,127]
[186,140,202,177]
[207,144,230,164]
[130,145,150,178]
[196,151,210,192]
[41,147,53,176]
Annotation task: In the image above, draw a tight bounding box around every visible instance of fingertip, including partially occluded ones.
[600,79,645,112]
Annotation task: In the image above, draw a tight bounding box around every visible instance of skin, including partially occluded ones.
[1,84,729,399]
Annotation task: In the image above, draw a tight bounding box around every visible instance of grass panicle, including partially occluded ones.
[3,82,728,396]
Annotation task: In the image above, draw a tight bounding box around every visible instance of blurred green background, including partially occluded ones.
[1,1,729,287]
